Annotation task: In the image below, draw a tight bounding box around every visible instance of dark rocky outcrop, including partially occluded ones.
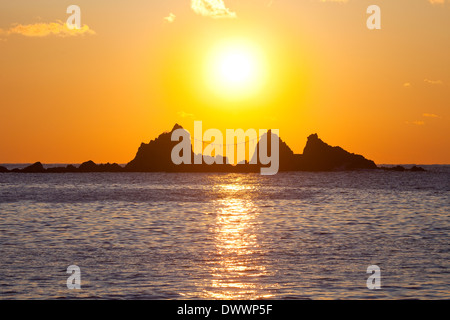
[126,124,188,172]
[251,131,376,171]
[78,160,99,172]
[21,162,46,173]
[46,164,79,173]
[4,124,425,173]
[127,127,378,172]
[125,124,234,172]
[380,165,426,172]
[251,130,302,171]
[298,134,378,171]
[77,161,124,172]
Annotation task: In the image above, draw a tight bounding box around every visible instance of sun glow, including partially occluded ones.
[219,50,254,86]
[205,40,267,100]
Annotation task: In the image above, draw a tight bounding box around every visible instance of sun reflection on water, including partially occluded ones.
[203,182,274,299]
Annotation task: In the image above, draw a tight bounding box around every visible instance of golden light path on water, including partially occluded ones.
[201,181,276,299]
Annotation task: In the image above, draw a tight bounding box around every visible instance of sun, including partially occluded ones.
[205,39,267,100]
[218,50,255,86]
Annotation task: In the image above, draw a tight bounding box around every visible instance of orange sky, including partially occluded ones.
[1,0,449,164]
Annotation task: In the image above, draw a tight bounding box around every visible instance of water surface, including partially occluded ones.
[0,168,449,299]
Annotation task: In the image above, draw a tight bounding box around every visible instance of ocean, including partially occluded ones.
[0,167,449,299]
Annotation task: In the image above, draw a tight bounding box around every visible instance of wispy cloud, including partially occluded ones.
[178,111,195,119]
[191,0,237,19]
[428,0,445,4]
[164,13,176,23]
[406,120,425,126]
[406,113,441,126]
[318,0,349,3]
[424,79,444,85]
[0,21,95,38]
[403,82,412,88]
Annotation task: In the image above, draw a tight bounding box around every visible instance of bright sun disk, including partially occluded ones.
[205,40,267,100]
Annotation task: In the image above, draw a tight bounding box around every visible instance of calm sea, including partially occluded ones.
[0,167,449,299]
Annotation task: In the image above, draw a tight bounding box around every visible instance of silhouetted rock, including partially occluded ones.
[78,160,98,172]
[380,165,426,172]
[46,166,68,173]
[66,164,78,172]
[126,126,379,172]
[299,134,378,171]
[4,124,415,174]
[77,161,124,172]
[21,162,46,173]
[251,130,301,171]
[126,124,184,172]
[98,163,124,172]
[126,124,205,172]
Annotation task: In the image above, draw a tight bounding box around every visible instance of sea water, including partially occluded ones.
[0,167,448,299]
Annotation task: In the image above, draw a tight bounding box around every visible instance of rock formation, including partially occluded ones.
[3,124,425,173]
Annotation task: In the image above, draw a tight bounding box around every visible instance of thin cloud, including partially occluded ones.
[0,21,95,38]
[164,13,176,23]
[428,0,445,4]
[406,120,425,126]
[191,0,237,19]
[318,0,349,2]
[403,82,412,88]
[424,79,444,85]
[423,113,439,118]
[178,111,195,119]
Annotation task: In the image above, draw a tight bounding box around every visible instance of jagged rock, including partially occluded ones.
[126,124,194,172]
[126,126,378,172]
[21,162,46,173]
[76,161,124,172]
[0,166,9,173]
[46,166,68,173]
[251,130,301,171]
[3,125,388,173]
[381,165,426,172]
[78,160,98,172]
[410,165,426,172]
[99,163,124,172]
[299,134,377,171]
[66,164,78,172]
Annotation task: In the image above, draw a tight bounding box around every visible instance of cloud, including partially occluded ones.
[403,82,412,88]
[428,0,445,4]
[423,113,439,118]
[0,21,95,38]
[406,120,425,126]
[164,13,176,23]
[424,79,444,85]
[178,111,195,119]
[318,0,349,2]
[191,0,237,19]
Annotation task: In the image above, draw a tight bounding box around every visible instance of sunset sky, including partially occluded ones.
[1,0,449,164]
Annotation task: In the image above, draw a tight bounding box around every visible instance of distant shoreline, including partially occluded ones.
[0,162,435,173]
[2,164,448,170]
